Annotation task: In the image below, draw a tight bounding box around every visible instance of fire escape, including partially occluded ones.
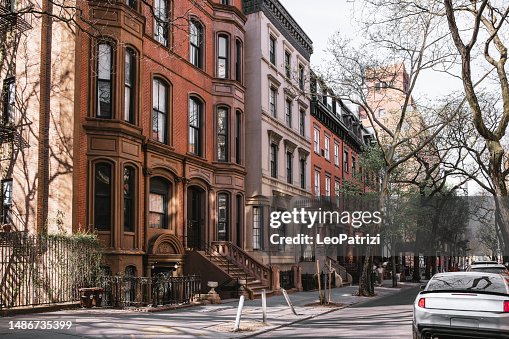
[0,0,32,231]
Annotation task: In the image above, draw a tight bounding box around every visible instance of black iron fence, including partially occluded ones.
[301,272,337,291]
[0,231,101,309]
[279,270,294,290]
[99,274,201,307]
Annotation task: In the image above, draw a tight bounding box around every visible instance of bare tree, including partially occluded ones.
[319,0,462,295]
[444,0,509,261]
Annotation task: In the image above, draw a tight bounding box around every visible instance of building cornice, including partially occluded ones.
[243,0,313,60]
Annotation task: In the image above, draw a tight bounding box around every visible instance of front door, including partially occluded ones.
[187,186,205,250]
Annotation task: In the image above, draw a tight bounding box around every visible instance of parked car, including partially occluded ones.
[468,263,509,282]
[413,272,509,339]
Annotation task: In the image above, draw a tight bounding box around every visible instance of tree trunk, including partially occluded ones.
[412,254,420,282]
[391,255,398,287]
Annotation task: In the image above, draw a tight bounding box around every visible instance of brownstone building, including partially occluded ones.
[1,0,247,278]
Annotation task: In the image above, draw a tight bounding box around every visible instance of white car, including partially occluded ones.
[413,272,509,338]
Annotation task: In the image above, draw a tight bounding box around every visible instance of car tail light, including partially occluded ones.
[504,301,509,313]
[418,298,425,308]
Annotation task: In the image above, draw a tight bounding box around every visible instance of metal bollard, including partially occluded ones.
[261,289,267,324]
[234,295,245,332]
[281,288,298,315]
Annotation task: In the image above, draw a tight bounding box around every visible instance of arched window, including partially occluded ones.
[124,48,137,124]
[97,43,113,118]
[123,166,135,232]
[217,34,229,79]
[235,39,242,82]
[189,97,203,156]
[152,78,168,143]
[217,107,228,162]
[217,193,229,241]
[190,20,203,68]
[94,162,112,230]
[149,177,171,229]
[154,0,169,46]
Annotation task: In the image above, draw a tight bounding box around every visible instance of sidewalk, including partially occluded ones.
[0,281,418,339]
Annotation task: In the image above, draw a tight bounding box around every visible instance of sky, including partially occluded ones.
[278,0,464,101]
[279,0,478,194]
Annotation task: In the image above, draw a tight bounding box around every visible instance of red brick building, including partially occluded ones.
[73,0,248,277]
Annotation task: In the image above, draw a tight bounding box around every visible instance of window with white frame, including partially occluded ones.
[269,87,277,117]
[314,170,320,196]
[324,136,330,160]
[325,176,331,197]
[313,128,320,153]
[334,179,340,197]
[334,142,339,166]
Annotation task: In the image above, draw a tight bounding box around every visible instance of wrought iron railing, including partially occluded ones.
[99,274,201,307]
[211,241,271,286]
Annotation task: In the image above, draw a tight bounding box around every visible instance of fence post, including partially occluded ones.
[281,288,297,315]
[234,295,245,332]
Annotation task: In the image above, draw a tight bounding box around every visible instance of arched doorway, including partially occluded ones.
[187,185,206,250]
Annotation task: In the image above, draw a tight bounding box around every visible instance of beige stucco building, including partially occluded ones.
[243,0,313,270]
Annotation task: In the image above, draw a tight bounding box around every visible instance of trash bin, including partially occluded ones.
[79,288,104,308]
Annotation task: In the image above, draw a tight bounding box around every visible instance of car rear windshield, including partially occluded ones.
[427,274,508,294]
[471,267,508,275]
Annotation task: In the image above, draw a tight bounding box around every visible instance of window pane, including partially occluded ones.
[98,44,112,80]
[94,164,111,230]
[218,36,227,57]
[150,193,164,213]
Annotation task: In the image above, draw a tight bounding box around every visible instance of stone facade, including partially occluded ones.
[243,0,313,270]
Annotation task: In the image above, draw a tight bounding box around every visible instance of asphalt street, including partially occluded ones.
[254,286,421,338]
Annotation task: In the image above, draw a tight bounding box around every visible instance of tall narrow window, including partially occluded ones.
[253,207,262,250]
[217,193,229,241]
[97,43,113,118]
[149,177,170,229]
[286,151,293,184]
[344,150,349,172]
[299,109,305,136]
[324,136,330,160]
[314,170,320,196]
[352,156,356,176]
[314,128,320,153]
[269,35,276,65]
[334,142,340,166]
[2,78,15,124]
[325,176,331,197]
[152,79,167,143]
[94,163,112,230]
[1,179,12,224]
[285,99,292,128]
[190,20,203,68]
[124,48,136,124]
[154,0,169,46]
[235,40,242,82]
[189,97,202,155]
[235,110,241,164]
[123,166,135,232]
[217,107,228,161]
[269,87,277,117]
[299,158,306,189]
[236,195,242,246]
[217,35,229,79]
[270,143,277,178]
[335,179,340,197]
[299,64,305,90]
[284,51,291,78]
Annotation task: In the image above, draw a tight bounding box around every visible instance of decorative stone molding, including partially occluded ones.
[267,74,281,88]
[297,146,310,160]
[267,129,283,145]
[283,139,297,153]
